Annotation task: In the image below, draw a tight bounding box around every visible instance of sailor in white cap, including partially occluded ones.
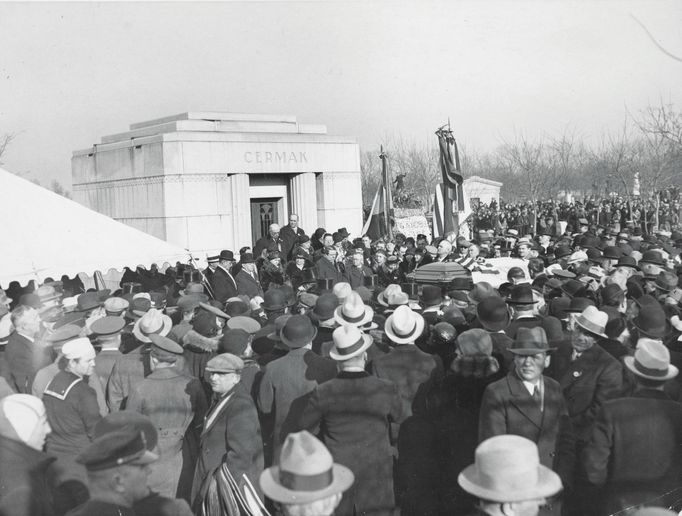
[43,337,102,513]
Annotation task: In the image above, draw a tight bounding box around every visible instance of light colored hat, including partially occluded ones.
[103,297,129,315]
[329,325,372,361]
[332,282,352,303]
[567,251,588,265]
[62,296,78,313]
[132,292,152,301]
[260,430,354,504]
[624,339,679,381]
[0,394,47,445]
[205,353,244,374]
[132,309,172,343]
[458,435,562,502]
[334,292,374,327]
[384,305,425,344]
[575,305,608,339]
[62,337,96,360]
[226,315,261,334]
[376,284,403,307]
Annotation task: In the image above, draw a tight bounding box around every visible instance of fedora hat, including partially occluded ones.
[332,282,352,303]
[575,305,608,339]
[476,296,510,332]
[329,325,372,361]
[219,250,234,261]
[376,284,404,307]
[560,279,586,299]
[267,315,292,342]
[420,285,443,307]
[639,250,665,267]
[280,315,317,349]
[334,292,374,327]
[602,246,623,260]
[458,435,562,503]
[655,271,679,292]
[261,288,288,311]
[468,282,497,304]
[565,297,595,313]
[505,284,536,305]
[633,304,670,338]
[125,297,152,320]
[309,293,339,323]
[132,309,172,343]
[260,431,354,504]
[509,327,555,355]
[384,305,425,344]
[76,292,101,312]
[616,255,639,270]
[624,339,678,381]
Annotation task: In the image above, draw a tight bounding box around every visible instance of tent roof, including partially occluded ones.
[0,167,192,288]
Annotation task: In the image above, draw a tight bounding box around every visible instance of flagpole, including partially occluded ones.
[380,146,393,240]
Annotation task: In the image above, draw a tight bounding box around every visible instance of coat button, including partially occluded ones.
[550,452,556,457]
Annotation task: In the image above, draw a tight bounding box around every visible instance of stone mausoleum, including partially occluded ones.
[72,112,362,255]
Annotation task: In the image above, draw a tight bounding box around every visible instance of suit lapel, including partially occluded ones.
[506,373,543,429]
[559,345,596,389]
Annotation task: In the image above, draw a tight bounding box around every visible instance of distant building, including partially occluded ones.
[72,112,362,254]
[463,176,502,207]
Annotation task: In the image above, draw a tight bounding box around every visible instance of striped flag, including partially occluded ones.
[436,128,465,211]
[362,182,389,240]
[433,182,472,238]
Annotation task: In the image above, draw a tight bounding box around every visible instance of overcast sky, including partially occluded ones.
[1,0,681,188]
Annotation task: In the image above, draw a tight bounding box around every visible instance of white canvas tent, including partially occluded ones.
[0,167,193,288]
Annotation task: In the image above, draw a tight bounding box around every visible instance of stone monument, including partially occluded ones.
[72,112,362,254]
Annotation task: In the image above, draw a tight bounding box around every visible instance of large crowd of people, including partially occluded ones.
[2,210,682,516]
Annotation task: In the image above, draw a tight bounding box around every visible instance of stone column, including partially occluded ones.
[316,171,363,237]
[229,173,250,250]
[289,172,318,233]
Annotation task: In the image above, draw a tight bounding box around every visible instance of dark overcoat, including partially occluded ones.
[315,257,343,284]
[4,332,52,394]
[342,264,374,290]
[280,225,306,261]
[257,347,336,463]
[234,269,264,299]
[548,342,623,442]
[300,371,402,516]
[582,389,682,515]
[211,266,238,304]
[191,385,264,504]
[478,372,575,488]
[0,434,56,516]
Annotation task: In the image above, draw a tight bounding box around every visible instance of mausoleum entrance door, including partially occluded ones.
[250,197,284,244]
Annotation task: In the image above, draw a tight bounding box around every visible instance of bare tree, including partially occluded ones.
[0,132,17,165]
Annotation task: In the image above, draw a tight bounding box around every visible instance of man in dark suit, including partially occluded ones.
[257,315,336,465]
[234,253,263,299]
[211,250,238,303]
[279,213,306,261]
[342,251,373,289]
[4,305,52,393]
[300,325,402,516]
[546,306,623,444]
[479,327,575,510]
[315,247,343,285]
[191,353,264,506]
[254,224,283,259]
[582,340,682,516]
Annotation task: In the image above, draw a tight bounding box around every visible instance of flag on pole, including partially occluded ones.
[362,147,393,240]
[433,182,472,239]
[435,127,465,235]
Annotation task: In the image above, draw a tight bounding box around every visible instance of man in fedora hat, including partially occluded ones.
[107,309,172,411]
[257,315,336,465]
[480,327,574,513]
[370,305,444,514]
[191,353,264,507]
[458,435,563,516]
[260,430,354,516]
[300,325,401,516]
[582,340,682,516]
[547,306,623,444]
[505,284,562,341]
[125,334,207,500]
[211,250,239,303]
